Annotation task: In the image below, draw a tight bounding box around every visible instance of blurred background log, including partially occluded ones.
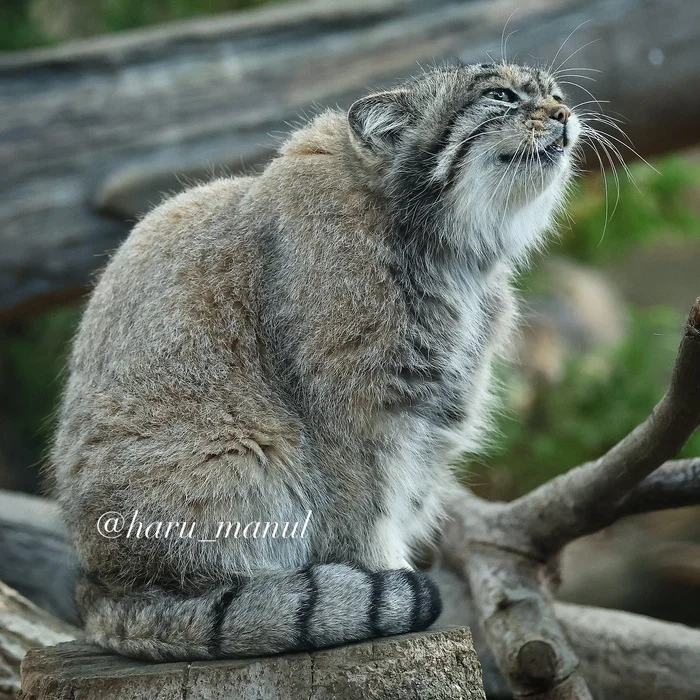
[1,0,699,320]
[0,490,80,626]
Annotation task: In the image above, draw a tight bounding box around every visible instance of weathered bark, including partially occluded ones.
[0,582,76,700]
[19,629,486,700]
[1,0,699,319]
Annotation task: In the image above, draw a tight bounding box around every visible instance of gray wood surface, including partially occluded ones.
[0,490,80,626]
[18,628,486,700]
[1,0,699,319]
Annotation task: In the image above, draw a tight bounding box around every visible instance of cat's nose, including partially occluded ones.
[551,105,571,124]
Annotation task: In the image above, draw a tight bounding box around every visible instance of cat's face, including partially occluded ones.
[349,62,580,242]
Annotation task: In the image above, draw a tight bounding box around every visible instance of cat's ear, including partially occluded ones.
[348,90,413,155]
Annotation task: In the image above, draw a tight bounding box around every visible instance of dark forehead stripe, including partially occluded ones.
[436,106,469,151]
[536,69,555,95]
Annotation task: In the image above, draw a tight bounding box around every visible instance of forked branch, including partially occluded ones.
[509,298,700,555]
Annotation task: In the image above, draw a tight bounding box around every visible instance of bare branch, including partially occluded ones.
[508,299,700,554]
[616,457,700,518]
[464,544,590,699]
[440,501,591,698]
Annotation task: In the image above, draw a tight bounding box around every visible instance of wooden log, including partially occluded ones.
[1,0,699,319]
[18,628,486,700]
[0,490,80,626]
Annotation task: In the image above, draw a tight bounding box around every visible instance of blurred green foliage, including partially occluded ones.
[0,0,54,51]
[3,307,82,462]
[0,0,282,52]
[557,155,700,263]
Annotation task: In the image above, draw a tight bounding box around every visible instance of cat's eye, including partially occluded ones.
[552,94,564,103]
[483,88,518,103]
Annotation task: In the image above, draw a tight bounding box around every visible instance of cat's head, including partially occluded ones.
[348,62,582,261]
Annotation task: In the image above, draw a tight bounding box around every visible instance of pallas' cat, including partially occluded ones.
[53,62,580,660]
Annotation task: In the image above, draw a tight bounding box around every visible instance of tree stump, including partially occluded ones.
[19,627,485,700]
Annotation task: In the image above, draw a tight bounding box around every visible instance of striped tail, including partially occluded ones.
[76,564,442,661]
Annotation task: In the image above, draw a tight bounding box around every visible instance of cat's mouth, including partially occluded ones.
[498,134,567,165]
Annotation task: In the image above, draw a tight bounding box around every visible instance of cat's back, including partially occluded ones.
[71,111,368,388]
[70,175,260,387]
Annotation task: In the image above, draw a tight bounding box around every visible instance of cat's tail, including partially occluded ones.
[76,564,442,661]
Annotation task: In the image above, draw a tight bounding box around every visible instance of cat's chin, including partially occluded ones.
[497,159,572,210]
[498,142,565,166]
[501,150,571,201]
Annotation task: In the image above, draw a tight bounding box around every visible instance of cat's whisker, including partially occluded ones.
[553,38,602,75]
[500,9,520,63]
[582,133,611,243]
[570,98,610,112]
[575,111,628,127]
[502,30,520,64]
[589,130,623,218]
[555,73,598,83]
[577,113,635,147]
[583,122,638,183]
[605,109,632,124]
[591,132,640,193]
[594,129,661,176]
[528,127,544,195]
[552,66,602,76]
[580,128,630,181]
[560,82,606,112]
[579,112,640,193]
[548,20,594,74]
